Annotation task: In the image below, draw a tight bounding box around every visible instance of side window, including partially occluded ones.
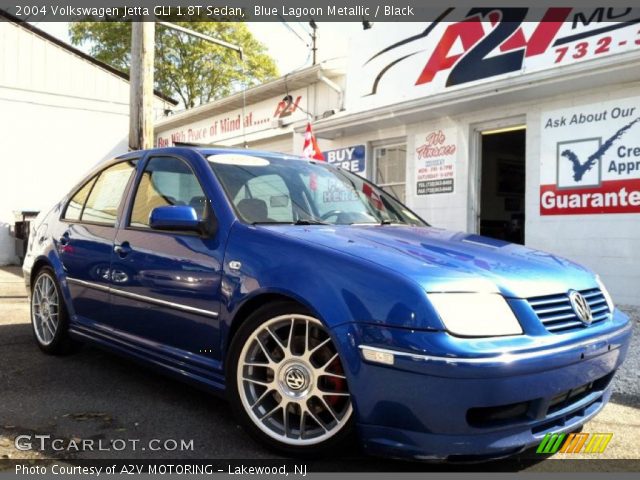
[81,161,136,226]
[130,156,206,228]
[233,174,293,223]
[63,176,97,221]
[374,144,407,202]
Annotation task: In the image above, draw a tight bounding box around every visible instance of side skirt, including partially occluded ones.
[69,325,226,394]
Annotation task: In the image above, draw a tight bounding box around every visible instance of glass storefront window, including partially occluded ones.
[373,144,407,202]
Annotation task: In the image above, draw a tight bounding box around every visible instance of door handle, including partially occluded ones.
[114,242,132,258]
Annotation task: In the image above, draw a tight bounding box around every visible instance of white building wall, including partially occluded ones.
[244,134,296,154]
[0,21,171,265]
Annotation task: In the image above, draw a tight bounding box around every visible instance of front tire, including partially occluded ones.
[227,302,354,455]
[30,267,78,355]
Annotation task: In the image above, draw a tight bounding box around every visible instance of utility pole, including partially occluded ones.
[309,20,318,65]
[129,21,155,150]
[128,21,243,150]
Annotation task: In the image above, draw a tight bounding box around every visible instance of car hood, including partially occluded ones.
[263,225,596,298]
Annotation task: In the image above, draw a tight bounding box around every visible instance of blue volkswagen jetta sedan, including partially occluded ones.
[23,147,631,460]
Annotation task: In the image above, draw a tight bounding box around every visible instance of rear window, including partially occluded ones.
[63,177,96,221]
[63,161,136,226]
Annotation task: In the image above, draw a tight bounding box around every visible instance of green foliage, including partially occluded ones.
[69,22,279,108]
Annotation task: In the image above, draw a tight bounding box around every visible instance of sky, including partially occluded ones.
[32,22,361,75]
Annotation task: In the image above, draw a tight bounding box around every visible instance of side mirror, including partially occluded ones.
[149,206,202,233]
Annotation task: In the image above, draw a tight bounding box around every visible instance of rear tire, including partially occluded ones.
[226,301,354,456]
[30,267,79,355]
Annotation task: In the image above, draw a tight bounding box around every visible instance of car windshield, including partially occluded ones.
[208,153,427,226]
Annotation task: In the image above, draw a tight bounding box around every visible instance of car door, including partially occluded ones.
[59,160,137,326]
[108,154,224,361]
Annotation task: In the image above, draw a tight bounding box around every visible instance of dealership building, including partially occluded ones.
[157,16,640,306]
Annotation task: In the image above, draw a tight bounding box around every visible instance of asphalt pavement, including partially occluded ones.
[0,266,638,471]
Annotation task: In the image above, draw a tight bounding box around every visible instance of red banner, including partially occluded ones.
[540,178,640,215]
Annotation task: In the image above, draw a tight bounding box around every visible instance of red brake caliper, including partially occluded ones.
[324,359,346,407]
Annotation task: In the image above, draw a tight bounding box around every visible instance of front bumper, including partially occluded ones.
[332,309,632,460]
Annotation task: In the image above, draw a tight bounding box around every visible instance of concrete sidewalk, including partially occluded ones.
[0,266,26,299]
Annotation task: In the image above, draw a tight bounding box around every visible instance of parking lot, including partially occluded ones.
[0,265,638,470]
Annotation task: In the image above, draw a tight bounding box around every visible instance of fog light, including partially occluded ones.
[361,347,394,366]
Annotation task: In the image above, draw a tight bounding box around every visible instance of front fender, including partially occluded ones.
[218,223,443,345]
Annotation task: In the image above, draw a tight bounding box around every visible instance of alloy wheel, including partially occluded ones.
[237,314,352,446]
[32,273,60,346]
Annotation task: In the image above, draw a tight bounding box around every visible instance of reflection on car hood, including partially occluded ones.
[264,225,596,298]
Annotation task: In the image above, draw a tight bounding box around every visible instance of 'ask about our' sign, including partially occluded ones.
[540,99,640,215]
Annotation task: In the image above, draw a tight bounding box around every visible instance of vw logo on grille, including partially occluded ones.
[569,290,593,325]
[285,367,307,391]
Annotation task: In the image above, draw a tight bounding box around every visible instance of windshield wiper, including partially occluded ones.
[293,219,330,225]
[251,221,291,225]
[251,219,329,225]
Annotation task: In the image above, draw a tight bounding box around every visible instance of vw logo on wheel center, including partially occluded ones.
[284,367,306,390]
[569,290,593,325]
[284,366,308,391]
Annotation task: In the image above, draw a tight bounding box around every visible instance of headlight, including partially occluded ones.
[428,293,523,337]
[596,275,615,312]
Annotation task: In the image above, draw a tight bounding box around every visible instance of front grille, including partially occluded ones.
[528,288,610,333]
[546,372,613,415]
[467,372,614,431]
[467,401,531,428]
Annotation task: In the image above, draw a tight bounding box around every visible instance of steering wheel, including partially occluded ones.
[320,210,343,221]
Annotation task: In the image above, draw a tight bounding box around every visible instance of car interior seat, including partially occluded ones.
[237,198,270,223]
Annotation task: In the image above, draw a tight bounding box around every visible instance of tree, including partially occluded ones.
[69,22,279,108]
